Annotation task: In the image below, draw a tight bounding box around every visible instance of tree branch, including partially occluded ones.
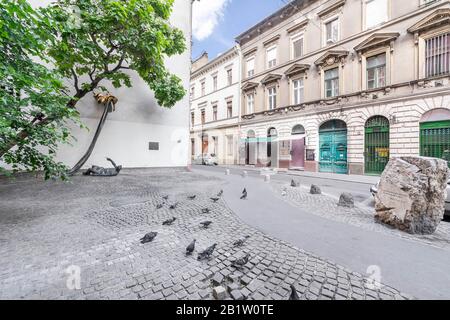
[88,65,97,82]
[71,68,80,93]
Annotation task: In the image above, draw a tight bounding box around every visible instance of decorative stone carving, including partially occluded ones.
[374,156,449,234]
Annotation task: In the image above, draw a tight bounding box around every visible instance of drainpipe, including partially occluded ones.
[236,43,242,166]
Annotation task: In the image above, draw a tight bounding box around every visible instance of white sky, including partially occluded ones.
[192,0,231,41]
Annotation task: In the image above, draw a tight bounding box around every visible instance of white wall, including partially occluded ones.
[26,0,192,169]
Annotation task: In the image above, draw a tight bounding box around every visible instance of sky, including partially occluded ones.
[191,0,286,60]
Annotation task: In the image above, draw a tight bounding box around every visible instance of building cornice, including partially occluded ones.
[407,8,450,34]
[240,77,450,125]
[285,64,310,78]
[317,0,346,17]
[354,32,400,53]
[191,47,239,80]
[261,73,283,85]
[314,50,349,67]
[235,0,316,46]
[286,19,309,34]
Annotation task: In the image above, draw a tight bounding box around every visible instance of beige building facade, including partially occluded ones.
[190,48,241,165]
[236,0,450,175]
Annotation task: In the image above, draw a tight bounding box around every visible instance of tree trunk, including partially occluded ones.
[68,101,112,175]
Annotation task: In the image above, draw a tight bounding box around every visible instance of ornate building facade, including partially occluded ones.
[190,47,241,165]
[236,0,450,175]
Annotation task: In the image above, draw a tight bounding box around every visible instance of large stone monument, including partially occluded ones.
[374,156,448,234]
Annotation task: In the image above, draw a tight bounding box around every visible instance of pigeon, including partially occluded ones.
[162,195,169,200]
[188,195,196,200]
[156,203,164,209]
[231,253,250,268]
[217,190,223,197]
[197,243,217,260]
[169,202,178,210]
[240,188,247,200]
[140,232,157,244]
[186,239,196,255]
[201,208,210,214]
[162,217,176,225]
[233,235,251,247]
[281,187,287,197]
[210,197,220,203]
[200,220,212,228]
[289,284,300,300]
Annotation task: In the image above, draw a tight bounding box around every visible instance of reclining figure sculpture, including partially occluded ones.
[83,158,122,176]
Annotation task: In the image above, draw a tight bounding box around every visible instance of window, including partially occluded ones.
[425,33,450,78]
[213,75,218,91]
[268,87,277,110]
[212,136,218,155]
[324,68,339,98]
[291,34,304,59]
[191,112,195,127]
[227,135,233,156]
[227,69,233,85]
[421,0,439,6]
[367,53,386,89]
[227,101,233,118]
[201,81,205,96]
[247,58,255,77]
[247,94,254,114]
[212,105,218,121]
[365,0,388,29]
[201,109,205,124]
[190,86,195,100]
[293,79,304,105]
[267,46,277,68]
[325,18,339,45]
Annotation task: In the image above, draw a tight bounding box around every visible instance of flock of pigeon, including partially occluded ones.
[138,185,301,300]
[139,188,250,263]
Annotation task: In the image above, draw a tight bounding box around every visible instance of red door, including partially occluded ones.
[290,138,305,168]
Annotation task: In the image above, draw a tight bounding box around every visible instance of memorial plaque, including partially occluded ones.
[148,142,159,150]
[306,149,315,161]
[377,183,412,221]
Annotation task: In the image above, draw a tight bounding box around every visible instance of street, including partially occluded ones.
[192,165,450,299]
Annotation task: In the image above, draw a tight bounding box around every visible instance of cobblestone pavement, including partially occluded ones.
[0,169,412,300]
[270,181,450,249]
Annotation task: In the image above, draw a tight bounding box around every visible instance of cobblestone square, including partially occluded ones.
[0,169,411,300]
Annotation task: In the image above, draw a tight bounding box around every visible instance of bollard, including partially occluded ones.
[264,174,270,182]
[225,169,230,175]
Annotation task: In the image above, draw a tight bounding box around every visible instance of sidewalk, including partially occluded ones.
[219,164,380,185]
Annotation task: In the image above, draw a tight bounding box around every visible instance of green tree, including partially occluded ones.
[0,0,78,180]
[0,0,186,179]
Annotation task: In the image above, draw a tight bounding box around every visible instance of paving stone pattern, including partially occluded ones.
[0,169,412,300]
[271,181,450,249]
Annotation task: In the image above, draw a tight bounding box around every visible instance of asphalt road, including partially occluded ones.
[192,165,450,299]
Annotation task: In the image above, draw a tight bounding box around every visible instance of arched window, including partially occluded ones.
[291,124,305,135]
[420,108,450,165]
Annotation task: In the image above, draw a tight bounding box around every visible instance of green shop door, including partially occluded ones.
[319,120,348,174]
[365,116,390,175]
[420,120,450,166]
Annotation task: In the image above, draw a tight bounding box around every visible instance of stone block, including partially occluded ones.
[310,184,321,194]
[213,286,227,300]
[375,156,448,234]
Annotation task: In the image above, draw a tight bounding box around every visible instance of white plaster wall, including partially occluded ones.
[25,0,192,169]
